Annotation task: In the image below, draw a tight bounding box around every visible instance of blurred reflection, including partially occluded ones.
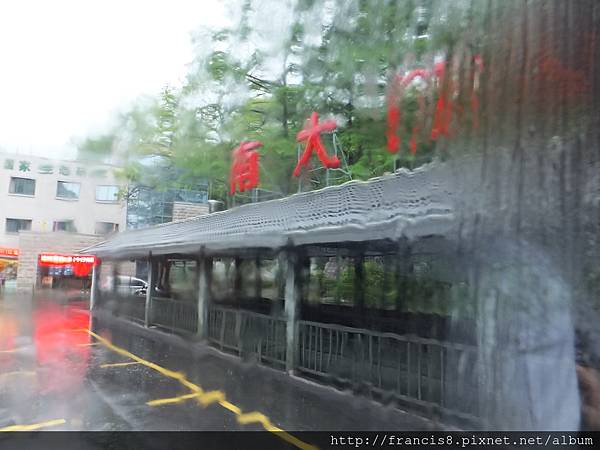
[70,0,600,433]
[0,312,18,370]
[463,239,579,430]
[33,303,90,394]
[578,366,600,430]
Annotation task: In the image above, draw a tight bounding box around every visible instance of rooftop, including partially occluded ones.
[81,160,456,259]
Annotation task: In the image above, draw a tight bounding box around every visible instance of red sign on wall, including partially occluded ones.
[38,253,97,277]
[38,254,96,266]
[0,247,19,258]
[230,141,262,194]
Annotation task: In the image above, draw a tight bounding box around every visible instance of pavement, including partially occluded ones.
[0,290,437,448]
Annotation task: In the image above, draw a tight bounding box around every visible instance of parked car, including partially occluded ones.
[100,275,147,297]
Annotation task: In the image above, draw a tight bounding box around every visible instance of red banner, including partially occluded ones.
[38,253,97,277]
[38,253,96,266]
[0,247,19,258]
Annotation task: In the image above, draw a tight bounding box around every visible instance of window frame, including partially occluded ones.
[52,220,77,232]
[56,181,81,200]
[95,185,120,203]
[5,218,32,234]
[8,177,36,196]
[94,221,119,235]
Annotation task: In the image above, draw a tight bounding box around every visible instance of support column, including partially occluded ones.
[381,255,389,310]
[234,257,242,307]
[354,252,365,325]
[334,249,341,304]
[197,255,213,339]
[90,261,100,311]
[111,262,118,295]
[254,256,262,300]
[396,241,411,312]
[144,254,154,327]
[283,250,300,373]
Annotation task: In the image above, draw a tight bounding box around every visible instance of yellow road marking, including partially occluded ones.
[148,390,226,407]
[197,390,225,406]
[219,400,242,415]
[0,371,37,390]
[77,343,100,347]
[0,371,36,378]
[275,430,320,450]
[147,392,202,406]
[237,412,319,450]
[75,330,202,393]
[100,361,141,368]
[238,411,281,430]
[77,329,318,450]
[0,419,66,432]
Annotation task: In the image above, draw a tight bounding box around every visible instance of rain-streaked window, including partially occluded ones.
[5,218,32,234]
[56,181,81,200]
[95,185,119,202]
[8,177,35,196]
[2,0,598,438]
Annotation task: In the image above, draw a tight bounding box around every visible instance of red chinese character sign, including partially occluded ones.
[293,112,339,177]
[470,55,484,130]
[386,56,484,155]
[386,68,431,154]
[38,253,97,278]
[229,141,262,195]
[0,247,19,258]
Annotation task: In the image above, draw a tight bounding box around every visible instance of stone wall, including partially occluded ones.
[15,202,209,291]
[172,202,209,222]
[16,231,106,292]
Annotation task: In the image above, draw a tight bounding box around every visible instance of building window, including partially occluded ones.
[95,185,119,202]
[6,218,32,234]
[94,222,119,235]
[125,186,208,230]
[53,220,77,232]
[56,181,81,200]
[9,177,36,196]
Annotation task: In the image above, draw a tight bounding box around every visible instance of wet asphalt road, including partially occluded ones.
[0,291,435,437]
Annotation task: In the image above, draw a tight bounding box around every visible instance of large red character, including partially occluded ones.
[386,56,483,154]
[293,112,339,177]
[470,55,484,130]
[386,68,432,154]
[230,141,262,194]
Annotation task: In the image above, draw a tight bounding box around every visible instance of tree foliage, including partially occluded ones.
[78,0,475,205]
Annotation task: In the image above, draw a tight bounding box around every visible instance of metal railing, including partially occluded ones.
[98,293,146,324]
[121,297,146,324]
[96,294,479,422]
[150,296,198,335]
[297,320,479,422]
[207,305,287,369]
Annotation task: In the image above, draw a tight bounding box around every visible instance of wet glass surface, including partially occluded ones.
[0,293,434,431]
[1,0,599,437]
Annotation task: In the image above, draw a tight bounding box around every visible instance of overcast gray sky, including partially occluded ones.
[0,0,227,159]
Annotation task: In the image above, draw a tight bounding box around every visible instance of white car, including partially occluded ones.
[100,275,147,297]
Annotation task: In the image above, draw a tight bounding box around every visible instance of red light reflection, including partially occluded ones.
[33,304,91,394]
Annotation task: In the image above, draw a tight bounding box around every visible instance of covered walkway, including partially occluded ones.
[81,162,479,427]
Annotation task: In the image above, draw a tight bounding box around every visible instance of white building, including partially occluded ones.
[0,152,127,291]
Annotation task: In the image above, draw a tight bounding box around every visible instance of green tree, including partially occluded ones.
[79,0,480,204]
